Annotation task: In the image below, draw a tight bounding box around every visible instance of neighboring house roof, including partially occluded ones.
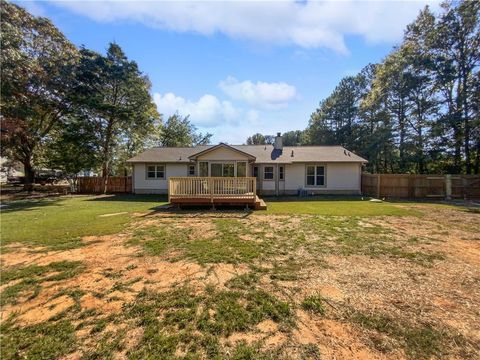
[127,144,367,164]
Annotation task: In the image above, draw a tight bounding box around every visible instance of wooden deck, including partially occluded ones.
[168,177,266,210]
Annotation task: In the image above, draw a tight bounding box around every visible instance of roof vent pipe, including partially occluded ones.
[274,132,283,150]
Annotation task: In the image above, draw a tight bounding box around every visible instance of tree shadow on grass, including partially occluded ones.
[1,197,65,213]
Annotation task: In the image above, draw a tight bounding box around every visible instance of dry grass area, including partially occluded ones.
[1,203,479,359]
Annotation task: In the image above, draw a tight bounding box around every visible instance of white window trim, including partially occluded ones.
[263,165,274,181]
[279,165,285,181]
[305,164,326,187]
[146,164,166,180]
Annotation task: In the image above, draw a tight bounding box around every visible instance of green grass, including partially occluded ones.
[1,195,166,250]
[1,319,77,360]
[81,330,126,360]
[263,197,421,216]
[1,195,420,252]
[1,261,85,306]
[301,295,326,315]
[132,219,266,264]
[131,213,442,268]
[348,310,470,360]
[2,260,85,283]
[301,217,444,266]
[125,285,292,358]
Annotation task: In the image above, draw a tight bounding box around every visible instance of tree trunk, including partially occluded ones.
[23,157,35,192]
[101,118,115,194]
[453,124,462,173]
[102,161,109,194]
[474,138,480,174]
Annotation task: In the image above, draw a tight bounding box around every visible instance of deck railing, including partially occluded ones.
[168,177,256,202]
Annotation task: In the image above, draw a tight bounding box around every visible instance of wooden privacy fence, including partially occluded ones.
[362,173,480,199]
[77,176,132,194]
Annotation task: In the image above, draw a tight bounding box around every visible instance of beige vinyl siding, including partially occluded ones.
[133,163,188,194]
[283,162,361,193]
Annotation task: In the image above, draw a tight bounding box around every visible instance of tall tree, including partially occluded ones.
[0,1,78,190]
[160,114,212,147]
[308,66,372,153]
[43,116,99,190]
[431,1,480,173]
[246,133,266,145]
[73,44,159,191]
[282,130,306,146]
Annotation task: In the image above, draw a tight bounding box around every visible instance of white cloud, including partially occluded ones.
[48,0,437,53]
[153,92,239,128]
[219,76,297,109]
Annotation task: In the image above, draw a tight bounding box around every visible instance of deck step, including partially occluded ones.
[254,196,267,210]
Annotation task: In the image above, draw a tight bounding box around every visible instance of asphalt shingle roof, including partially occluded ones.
[126,144,367,164]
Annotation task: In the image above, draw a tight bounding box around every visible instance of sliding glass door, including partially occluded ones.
[210,163,235,177]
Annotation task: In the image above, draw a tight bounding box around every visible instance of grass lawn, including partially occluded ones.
[1,194,479,359]
[1,194,418,250]
[1,195,167,249]
[263,196,420,216]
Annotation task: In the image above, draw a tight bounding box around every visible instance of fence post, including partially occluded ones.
[445,174,452,200]
[376,174,381,199]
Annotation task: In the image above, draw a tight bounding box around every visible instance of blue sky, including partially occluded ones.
[18,1,438,144]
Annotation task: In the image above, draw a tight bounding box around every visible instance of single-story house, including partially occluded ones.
[127,133,367,201]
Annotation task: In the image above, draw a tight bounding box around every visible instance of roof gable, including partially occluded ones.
[188,143,256,160]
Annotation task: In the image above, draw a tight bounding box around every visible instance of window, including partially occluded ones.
[237,162,247,177]
[188,165,195,176]
[199,162,208,177]
[253,166,259,178]
[306,165,325,186]
[211,163,222,177]
[223,163,234,177]
[264,166,274,180]
[210,163,235,177]
[279,166,284,180]
[146,164,165,179]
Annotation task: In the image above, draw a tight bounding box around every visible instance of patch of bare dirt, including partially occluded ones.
[372,207,480,267]
[199,263,249,288]
[0,229,252,325]
[256,319,278,333]
[318,284,344,301]
[18,295,76,324]
[294,311,399,360]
